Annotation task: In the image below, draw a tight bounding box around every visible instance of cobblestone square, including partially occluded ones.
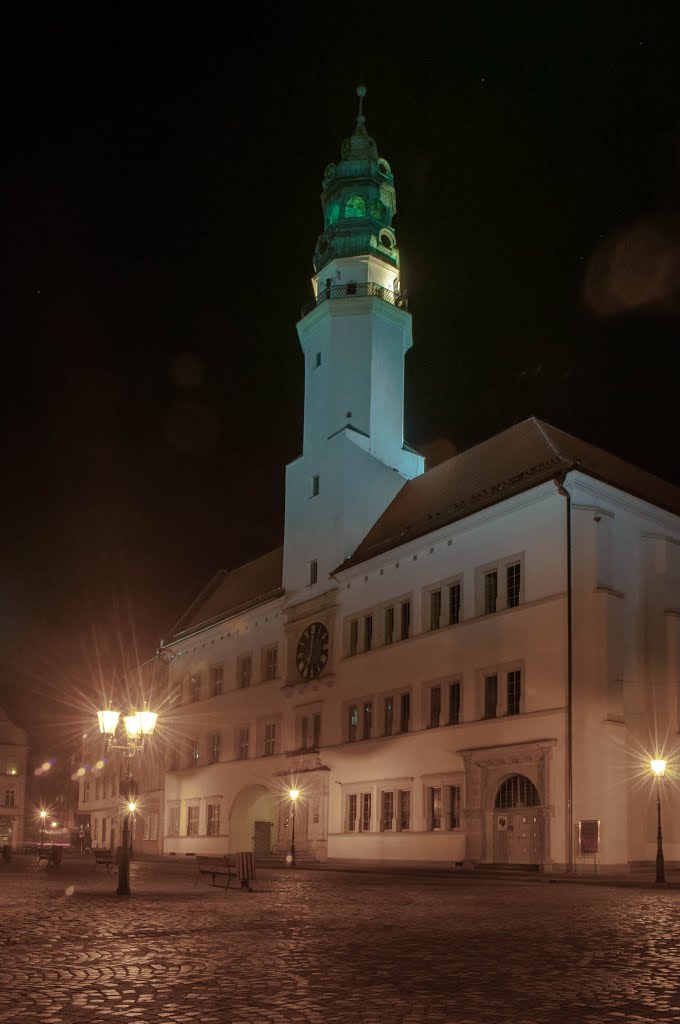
[1,856,679,1024]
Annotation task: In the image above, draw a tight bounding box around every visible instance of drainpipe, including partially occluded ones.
[554,474,573,874]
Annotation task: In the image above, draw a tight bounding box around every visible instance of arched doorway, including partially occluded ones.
[493,774,544,865]
[229,785,277,855]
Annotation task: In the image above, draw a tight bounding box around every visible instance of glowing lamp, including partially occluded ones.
[39,810,47,820]
[138,708,158,736]
[51,822,57,828]
[289,788,300,802]
[97,708,121,736]
[128,802,137,813]
[123,713,142,738]
[650,759,667,777]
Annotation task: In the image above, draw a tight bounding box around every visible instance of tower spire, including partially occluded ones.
[355,84,367,131]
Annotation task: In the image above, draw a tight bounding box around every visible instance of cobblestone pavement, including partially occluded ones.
[1,855,679,1024]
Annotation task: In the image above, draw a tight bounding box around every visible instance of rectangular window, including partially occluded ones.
[312,713,321,748]
[429,787,443,830]
[449,582,461,625]
[191,739,200,765]
[381,791,394,831]
[383,696,394,736]
[348,705,358,742]
[209,733,221,764]
[349,619,359,657]
[400,600,411,640]
[429,589,442,630]
[186,805,199,836]
[384,605,395,645]
[507,669,521,715]
[429,685,441,728]
[264,723,276,756]
[238,727,249,760]
[190,675,201,702]
[211,664,224,696]
[207,803,220,837]
[449,681,461,725]
[6,757,17,775]
[398,790,411,830]
[95,778,101,800]
[101,818,107,845]
[309,559,318,585]
[363,702,373,739]
[399,692,411,733]
[448,785,462,829]
[484,674,498,719]
[94,819,99,842]
[484,570,498,615]
[364,615,373,652]
[168,805,180,836]
[311,474,320,497]
[5,788,16,807]
[506,562,521,608]
[361,793,372,831]
[347,794,357,832]
[238,655,252,689]
[264,645,279,680]
[84,780,91,802]
[314,351,321,368]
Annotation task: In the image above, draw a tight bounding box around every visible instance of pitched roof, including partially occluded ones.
[165,546,284,642]
[338,417,680,571]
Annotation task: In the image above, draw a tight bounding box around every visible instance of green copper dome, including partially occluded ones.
[313,86,399,274]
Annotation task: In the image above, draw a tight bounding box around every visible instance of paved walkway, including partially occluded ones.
[1,853,679,1023]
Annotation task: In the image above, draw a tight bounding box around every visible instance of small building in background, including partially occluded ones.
[0,706,29,849]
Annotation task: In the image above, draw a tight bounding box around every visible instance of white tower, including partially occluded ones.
[283,87,424,597]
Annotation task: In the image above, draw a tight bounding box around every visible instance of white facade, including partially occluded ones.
[106,92,680,873]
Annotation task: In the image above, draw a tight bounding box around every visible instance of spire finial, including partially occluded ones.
[356,84,367,127]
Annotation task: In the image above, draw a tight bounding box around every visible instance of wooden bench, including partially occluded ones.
[194,854,235,889]
[93,849,117,873]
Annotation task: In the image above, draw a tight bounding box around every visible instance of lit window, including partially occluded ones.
[6,757,17,776]
[345,194,366,218]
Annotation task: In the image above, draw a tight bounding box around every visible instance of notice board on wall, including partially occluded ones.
[578,819,600,855]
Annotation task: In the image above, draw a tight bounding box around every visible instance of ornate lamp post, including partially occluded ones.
[289,789,299,868]
[650,759,667,884]
[97,703,158,897]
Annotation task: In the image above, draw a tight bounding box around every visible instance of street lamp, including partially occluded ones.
[650,759,667,884]
[39,810,47,849]
[289,789,300,868]
[96,702,158,896]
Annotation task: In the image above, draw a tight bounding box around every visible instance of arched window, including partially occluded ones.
[345,194,366,218]
[494,774,540,809]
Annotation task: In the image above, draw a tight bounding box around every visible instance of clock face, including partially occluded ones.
[296,621,329,680]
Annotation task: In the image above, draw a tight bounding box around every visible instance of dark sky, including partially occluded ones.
[3,3,680,745]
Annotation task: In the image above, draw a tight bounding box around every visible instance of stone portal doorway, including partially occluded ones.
[229,785,276,854]
[492,774,544,865]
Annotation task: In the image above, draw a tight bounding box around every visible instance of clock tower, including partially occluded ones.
[283,87,423,680]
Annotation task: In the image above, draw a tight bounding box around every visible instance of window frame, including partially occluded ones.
[210,663,224,696]
[477,554,524,616]
[237,653,253,689]
[263,643,279,681]
[422,774,464,832]
[479,662,525,719]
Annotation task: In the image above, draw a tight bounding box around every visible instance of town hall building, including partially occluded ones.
[81,88,680,873]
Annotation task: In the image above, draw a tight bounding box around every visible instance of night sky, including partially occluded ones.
[4,4,680,746]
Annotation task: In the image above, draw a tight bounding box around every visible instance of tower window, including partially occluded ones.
[309,560,318,586]
[314,352,321,368]
[311,475,320,497]
[344,194,366,218]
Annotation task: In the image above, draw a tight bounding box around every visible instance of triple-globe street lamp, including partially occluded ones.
[97,704,158,896]
[650,758,667,885]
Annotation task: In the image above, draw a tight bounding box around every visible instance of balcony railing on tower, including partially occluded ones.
[302,281,408,318]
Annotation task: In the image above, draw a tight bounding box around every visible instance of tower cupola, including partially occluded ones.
[313,85,399,276]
